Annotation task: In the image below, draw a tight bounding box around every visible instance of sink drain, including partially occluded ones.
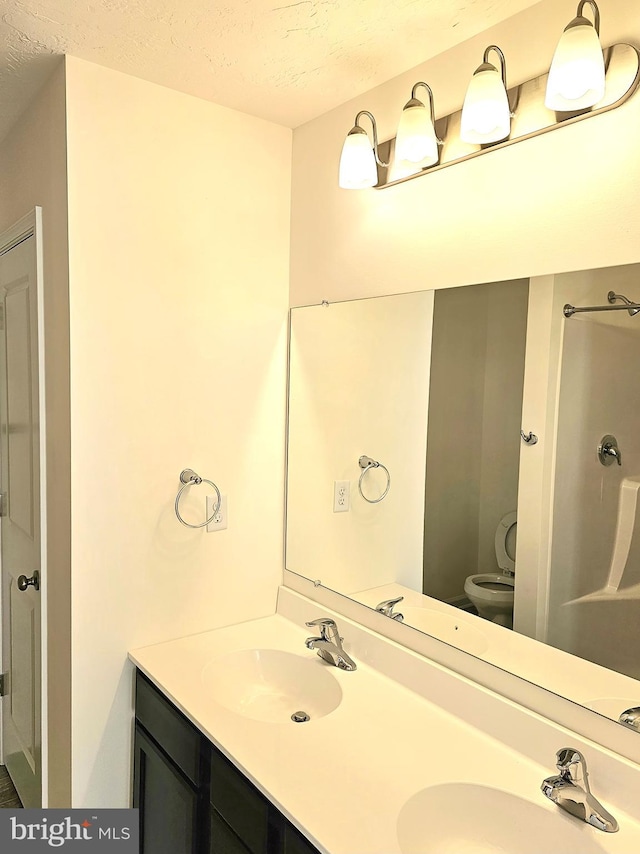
[291,710,311,723]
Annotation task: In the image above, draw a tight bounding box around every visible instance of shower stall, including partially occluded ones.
[516,263,640,681]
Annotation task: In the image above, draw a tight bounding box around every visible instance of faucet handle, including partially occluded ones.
[305,617,338,640]
[556,748,589,789]
[305,617,345,646]
[598,435,622,467]
[375,596,404,619]
[305,617,336,629]
[619,707,640,731]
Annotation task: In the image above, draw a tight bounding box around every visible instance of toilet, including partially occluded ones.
[464,511,516,628]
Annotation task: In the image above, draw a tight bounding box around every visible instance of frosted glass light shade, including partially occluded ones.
[545,19,605,110]
[338,129,378,189]
[395,104,439,166]
[460,66,511,144]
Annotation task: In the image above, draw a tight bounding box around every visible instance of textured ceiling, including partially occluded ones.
[0,0,542,139]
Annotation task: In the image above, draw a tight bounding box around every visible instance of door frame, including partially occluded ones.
[0,207,48,806]
[514,274,571,645]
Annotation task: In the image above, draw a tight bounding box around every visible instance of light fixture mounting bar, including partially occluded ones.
[375,42,639,190]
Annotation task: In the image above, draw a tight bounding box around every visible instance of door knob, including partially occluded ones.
[17,571,39,592]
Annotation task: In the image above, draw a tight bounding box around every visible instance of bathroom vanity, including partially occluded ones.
[129,588,640,854]
[133,670,318,854]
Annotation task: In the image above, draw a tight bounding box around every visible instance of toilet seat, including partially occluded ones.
[494,511,517,574]
[463,573,514,605]
[464,511,517,627]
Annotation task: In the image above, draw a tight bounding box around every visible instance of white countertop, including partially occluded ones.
[352,582,640,717]
[129,589,640,854]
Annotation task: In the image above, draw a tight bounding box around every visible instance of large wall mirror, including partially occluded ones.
[286,262,640,727]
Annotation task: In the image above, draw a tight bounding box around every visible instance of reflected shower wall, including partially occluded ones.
[547,268,640,678]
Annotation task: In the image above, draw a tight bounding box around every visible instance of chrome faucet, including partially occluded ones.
[619,706,640,731]
[375,596,404,620]
[305,618,357,671]
[541,748,618,833]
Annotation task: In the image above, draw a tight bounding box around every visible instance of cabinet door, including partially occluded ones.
[210,745,270,854]
[134,724,199,854]
[136,670,202,785]
[209,808,253,854]
[283,823,321,854]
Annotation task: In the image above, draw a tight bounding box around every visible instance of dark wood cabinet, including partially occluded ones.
[283,823,324,854]
[133,670,321,854]
[133,725,200,854]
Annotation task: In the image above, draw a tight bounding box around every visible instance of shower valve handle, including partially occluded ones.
[598,435,622,467]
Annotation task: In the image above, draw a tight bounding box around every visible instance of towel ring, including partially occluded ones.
[175,469,221,528]
[358,455,391,504]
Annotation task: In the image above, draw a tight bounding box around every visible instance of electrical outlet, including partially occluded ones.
[333,480,350,513]
[207,494,228,532]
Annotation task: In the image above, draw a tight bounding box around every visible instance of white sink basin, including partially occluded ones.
[400,607,488,655]
[397,783,607,853]
[201,648,342,723]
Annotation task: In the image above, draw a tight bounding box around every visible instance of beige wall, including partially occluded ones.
[64,58,292,806]
[290,0,640,307]
[287,291,433,595]
[477,282,529,575]
[0,63,71,807]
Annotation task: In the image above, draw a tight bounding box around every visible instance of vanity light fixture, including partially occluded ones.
[545,0,605,111]
[460,45,511,144]
[394,82,440,167]
[339,3,640,190]
[338,110,388,189]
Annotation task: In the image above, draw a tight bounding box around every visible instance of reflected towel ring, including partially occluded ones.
[358,455,391,504]
[175,468,221,528]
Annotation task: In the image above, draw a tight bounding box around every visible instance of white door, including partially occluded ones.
[0,228,42,808]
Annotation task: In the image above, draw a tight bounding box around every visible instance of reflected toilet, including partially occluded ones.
[464,512,516,628]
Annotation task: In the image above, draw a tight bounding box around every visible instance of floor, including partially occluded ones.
[0,765,22,808]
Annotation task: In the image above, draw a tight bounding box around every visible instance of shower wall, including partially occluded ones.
[546,264,640,678]
[423,280,528,605]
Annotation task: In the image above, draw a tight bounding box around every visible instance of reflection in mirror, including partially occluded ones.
[286,264,640,726]
[287,290,434,595]
[422,279,528,625]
